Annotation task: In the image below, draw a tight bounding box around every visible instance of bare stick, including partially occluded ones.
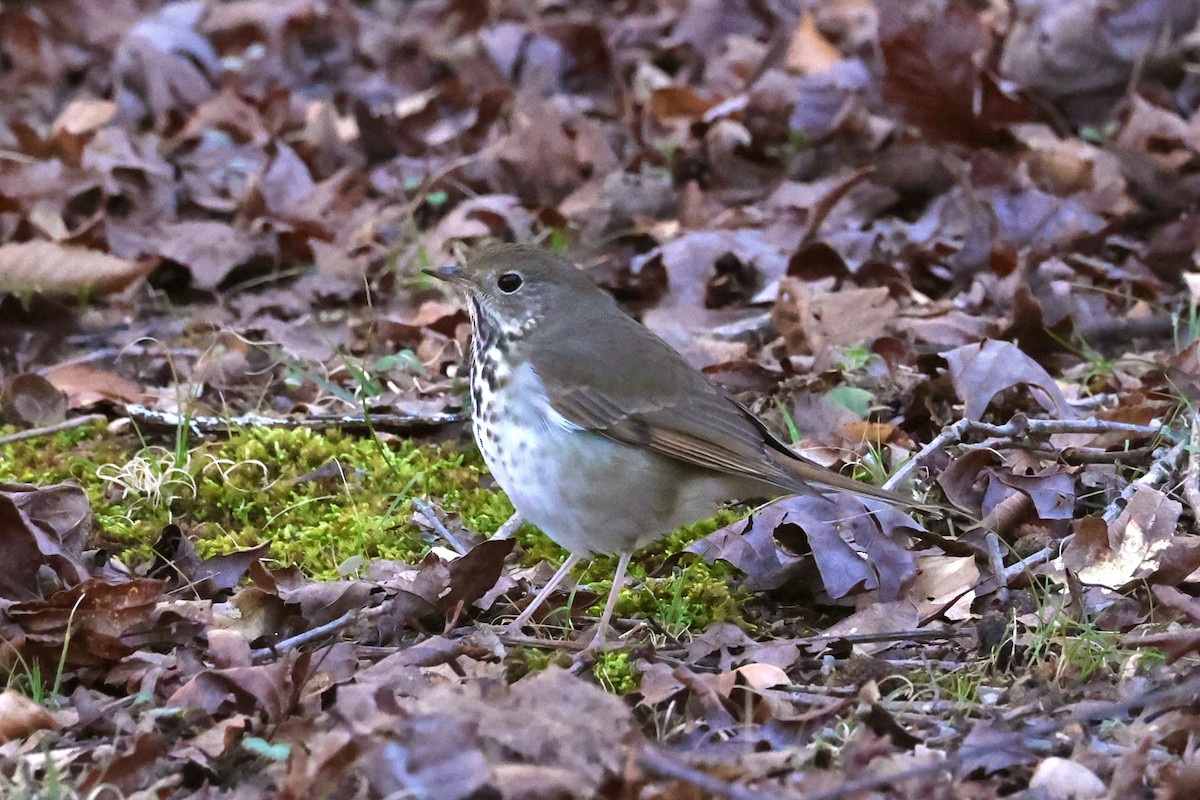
[123,403,464,436]
[492,512,524,540]
[251,609,361,661]
[412,498,471,556]
[0,414,106,445]
[985,444,1155,464]
[638,745,783,800]
[884,419,969,490]
[1103,438,1188,524]
[962,417,1170,441]
[985,531,1010,605]
[1185,413,1200,515]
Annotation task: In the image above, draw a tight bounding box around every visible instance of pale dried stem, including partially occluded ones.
[123,402,463,435]
[1184,413,1200,515]
[491,511,524,540]
[0,414,106,445]
[986,531,1010,605]
[412,497,470,556]
[638,745,782,800]
[885,416,1173,491]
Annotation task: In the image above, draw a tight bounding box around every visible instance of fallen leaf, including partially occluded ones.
[957,719,1038,777]
[773,278,897,365]
[785,11,842,76]
[1028,756,1106,799]
[1064,488,1181,590]
[2,373,67,427]
[0,482,91,600]
[43,364,145,409]
[818,600,921,656]
[0,690,58,743]
[907,555,979,621]
[943,339,1076,421]
[0,241,154,296]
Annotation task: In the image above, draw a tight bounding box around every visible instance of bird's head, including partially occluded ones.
[424,243,605,340]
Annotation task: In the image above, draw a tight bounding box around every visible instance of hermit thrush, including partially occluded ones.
[426,244,918,649]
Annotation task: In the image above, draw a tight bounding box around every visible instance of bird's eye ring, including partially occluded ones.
[497,272,523,293]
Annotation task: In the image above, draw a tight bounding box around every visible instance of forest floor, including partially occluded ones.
[2,0,1200,797]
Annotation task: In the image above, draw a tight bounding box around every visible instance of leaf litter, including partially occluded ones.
[2,0,1200,797]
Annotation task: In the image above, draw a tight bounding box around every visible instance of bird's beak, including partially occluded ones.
[422,264,471,287]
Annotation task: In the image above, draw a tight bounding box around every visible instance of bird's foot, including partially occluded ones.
[567,632,605,673]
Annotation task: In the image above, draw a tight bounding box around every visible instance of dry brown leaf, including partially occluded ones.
[943,339,1075,421]
[51,98,117,137]
[2,373,67,427]
[1065,487,1182,590]
[649,86,717,120]
[716,663,790,696]
[43,364,145,409]
[785,10,842,76]
[0,241,153,296]
[774,278,896,365]
[819,600,921,655]
[0,690,59,743]
[908,555,979,622]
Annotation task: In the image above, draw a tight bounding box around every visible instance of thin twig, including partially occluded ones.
[986,532,1010,605]
[884,420,968,490]
[1184,413,1200,515]
[252,597,397,660]
[984,443,1155,464]
[123,403,465,436]
[1103,438,1188,524]
[754,628,972,652]
[962,417,1171,441]
[638,745,783,800]
[497,631,587,651]
[492,512,524,540]
[251,609,361,661]
[412,498,470,556]
[0,414,106,445]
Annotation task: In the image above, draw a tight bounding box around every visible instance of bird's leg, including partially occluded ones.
[588,550,633,652]
[505,552,582,633]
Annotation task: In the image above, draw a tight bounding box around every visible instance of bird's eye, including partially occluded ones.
[497,272,523,293]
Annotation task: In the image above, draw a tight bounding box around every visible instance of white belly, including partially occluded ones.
[472,359,736,557]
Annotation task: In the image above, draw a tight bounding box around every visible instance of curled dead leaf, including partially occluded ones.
[943,339,1075,421]
[0,241,155,296]
[0,690,58,743]
[2,373,67,427]
[1065,487,1181,590]
[43,364,145,409]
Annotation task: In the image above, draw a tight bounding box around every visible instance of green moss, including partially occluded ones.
[0,420,169,549]
[0,422,515,579]
[573,508,751,634]
[1,422,752,634]
[592,651,637,694]
[504,647,555,682]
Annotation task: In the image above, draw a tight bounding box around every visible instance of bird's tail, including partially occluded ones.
[780,452,937,512]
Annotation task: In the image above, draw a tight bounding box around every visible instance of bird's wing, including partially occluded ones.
[529,310,806,492]
[530,308,915,506]
[552,379,804,489]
